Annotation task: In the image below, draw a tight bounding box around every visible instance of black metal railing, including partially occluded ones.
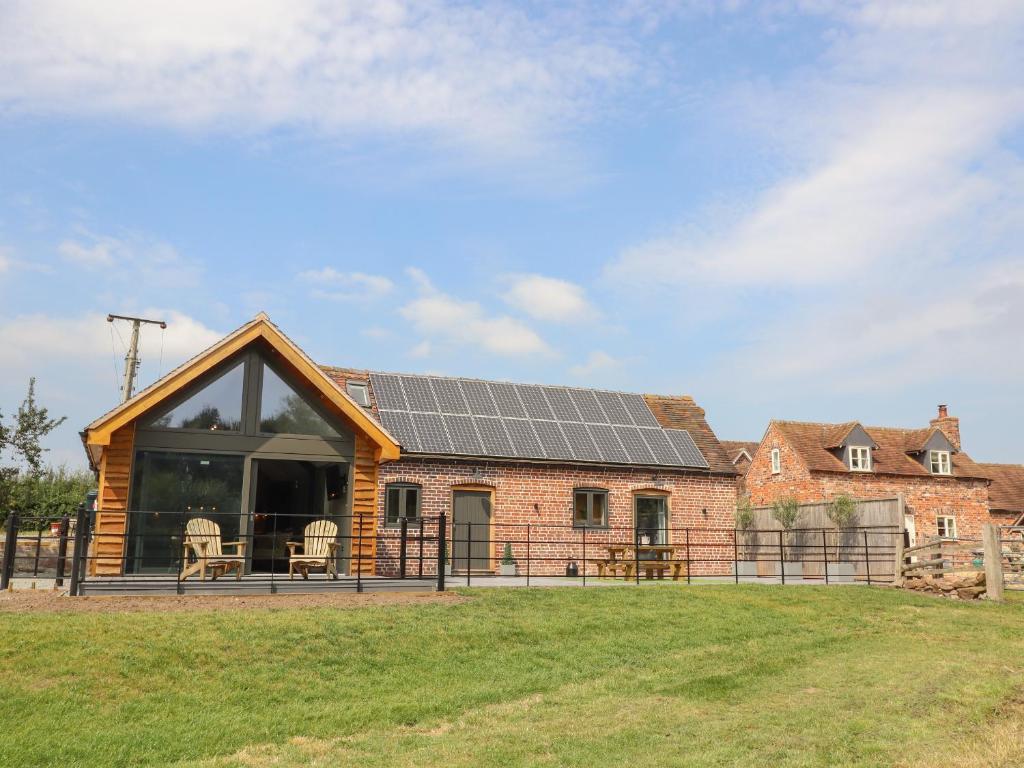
[0,508,76,589]
[4,507,905,595]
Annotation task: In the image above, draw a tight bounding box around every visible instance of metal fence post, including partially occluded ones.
[582,526,587,587]
[733,527,739,584]
[176,511,187,595]
[685,527,692,585]
[355,513,363,593]
[435,513,447,592]
[822,529,830,585]
[863,529,872,585]
[68,504,88,596]
[417,518,424,579]
[465,520,472,587]
[33,524,43,577]
[779,529,786,585]
[526,523,531,587]
[634,525,640,585]
[55,514,71,587]
[1,512,18,590]
[399,517,408,579]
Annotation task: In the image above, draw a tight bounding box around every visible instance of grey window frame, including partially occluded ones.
[144,358,250,436]
[573,488,609,529]
[346,381,371,407]
[384,483,422,528]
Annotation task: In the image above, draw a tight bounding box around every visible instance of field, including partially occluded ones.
[1,585,1022,767]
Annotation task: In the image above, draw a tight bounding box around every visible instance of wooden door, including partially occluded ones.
[452,491,491,572]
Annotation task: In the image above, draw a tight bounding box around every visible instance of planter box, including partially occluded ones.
[782,562,804,578]
[826,562,855,582]
[733,561,759,577]
[499,564,517,577]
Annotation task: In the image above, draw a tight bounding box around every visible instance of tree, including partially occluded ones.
[9,378,66,475]
[826,494,857,562]
[735,495,755,530]
[772,496,800,561]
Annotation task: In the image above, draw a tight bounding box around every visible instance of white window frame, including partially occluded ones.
[929,449,951,475]
[849,446,872,472]
[936,515,956,539]
[770,448,781,475]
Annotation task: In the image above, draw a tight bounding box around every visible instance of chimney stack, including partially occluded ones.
[930,404,960,450]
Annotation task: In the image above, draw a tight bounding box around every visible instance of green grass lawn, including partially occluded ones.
[2,586,1023,767]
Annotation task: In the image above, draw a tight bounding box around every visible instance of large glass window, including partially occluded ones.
[635,495,668,554]
[260,363,341,437]
[573,489,608,528]
[148,362,244,431]
[127,451,245,573]
[385,483,421,527]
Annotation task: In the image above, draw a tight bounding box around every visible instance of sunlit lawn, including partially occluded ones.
[1,585,1022,767]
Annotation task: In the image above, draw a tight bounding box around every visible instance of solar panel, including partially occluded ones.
[410,412,451,453]
[594,391,631,425]
[665,429,709,468]
[474,416,515,456]
[621,393,662,428]
[544,387,582,422]
[613,425,656,465]
[489,382,527,418]
[430,377,469,414]
[369,373,408,411]
[569,388,608,424]
[516,385,555,420]
[503,418,544,458]
[531,420,573,460]
[560,421,602,462]
[461,380,498,416]
[587,423,629,463]
[443,414,483,455]
[640,427,682,465]
[378,410,420,452]
[401,376,437,412]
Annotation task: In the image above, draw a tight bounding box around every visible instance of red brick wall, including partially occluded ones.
[373,458,739,576]
[745,423,990,542]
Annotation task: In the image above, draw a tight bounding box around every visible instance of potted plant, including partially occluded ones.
[499,542,517,576]
[733,496,759,577]
[772,496,803,578]
[825,494,856,582]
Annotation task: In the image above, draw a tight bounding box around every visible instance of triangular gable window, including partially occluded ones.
[259,363,341,437]
[148,362,244,432]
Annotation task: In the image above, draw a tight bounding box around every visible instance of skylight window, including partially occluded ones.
[346,381,370,407]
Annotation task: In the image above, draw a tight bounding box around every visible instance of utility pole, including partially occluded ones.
[107,314,167,403]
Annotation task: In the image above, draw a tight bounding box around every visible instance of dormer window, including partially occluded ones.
[929,449,951,475]
[849,446,871,472]
[770,448,781,474]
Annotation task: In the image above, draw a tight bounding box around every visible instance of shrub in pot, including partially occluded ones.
[826,494,856,581]
[772,496,803,577]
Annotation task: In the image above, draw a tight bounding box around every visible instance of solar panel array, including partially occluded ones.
[371,374,708,468]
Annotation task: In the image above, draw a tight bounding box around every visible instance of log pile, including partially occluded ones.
[902,570,986,600]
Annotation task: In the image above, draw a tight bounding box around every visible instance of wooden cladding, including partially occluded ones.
[351,432,379,575]
[91,423,134,575]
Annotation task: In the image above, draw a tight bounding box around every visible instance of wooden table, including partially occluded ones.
[597,546,633,579]
[636,545,684,580]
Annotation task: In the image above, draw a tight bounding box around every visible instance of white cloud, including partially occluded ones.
[299,268,394,302]
[0,1,637,162]
[608,2,1024,288]
[58,237,117,267]
[399,270,553,358]
[502,273,597,323]
[569,350,621,379]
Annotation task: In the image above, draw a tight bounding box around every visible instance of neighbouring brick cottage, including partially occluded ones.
[976,462,1024,527]
[720,440,759,485]
[81,314,739,580]
[742,406,991,545]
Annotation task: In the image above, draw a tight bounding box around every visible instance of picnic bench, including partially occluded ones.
[596,545,685,580]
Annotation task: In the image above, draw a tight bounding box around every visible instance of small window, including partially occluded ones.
[849,446,871,472]
[936,515,956,539]
[770,448,781,475]
[346,381,370,407]
[573,489,608,528]
[385,484,421,527]
[929,450,951,475]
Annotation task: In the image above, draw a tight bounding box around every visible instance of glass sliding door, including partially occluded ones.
[127,451,245,573]
[635,495,668,557]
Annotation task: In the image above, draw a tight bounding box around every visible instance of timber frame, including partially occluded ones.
[81,313,401,576]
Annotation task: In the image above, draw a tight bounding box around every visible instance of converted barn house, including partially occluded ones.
[81,314,738,581]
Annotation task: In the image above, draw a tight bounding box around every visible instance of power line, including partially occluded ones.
[106,314,168,403]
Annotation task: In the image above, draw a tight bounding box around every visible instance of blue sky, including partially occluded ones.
[1,1,1023,468]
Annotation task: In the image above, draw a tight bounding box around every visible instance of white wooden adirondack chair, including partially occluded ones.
[181,518,246,581]
[286,519,340,579]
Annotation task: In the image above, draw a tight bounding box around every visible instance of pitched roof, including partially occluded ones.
[82,315,401,467]
[772,420,988,479]
[720,440,760,463]
[976,463,1024,514]
[323,368,735,474]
